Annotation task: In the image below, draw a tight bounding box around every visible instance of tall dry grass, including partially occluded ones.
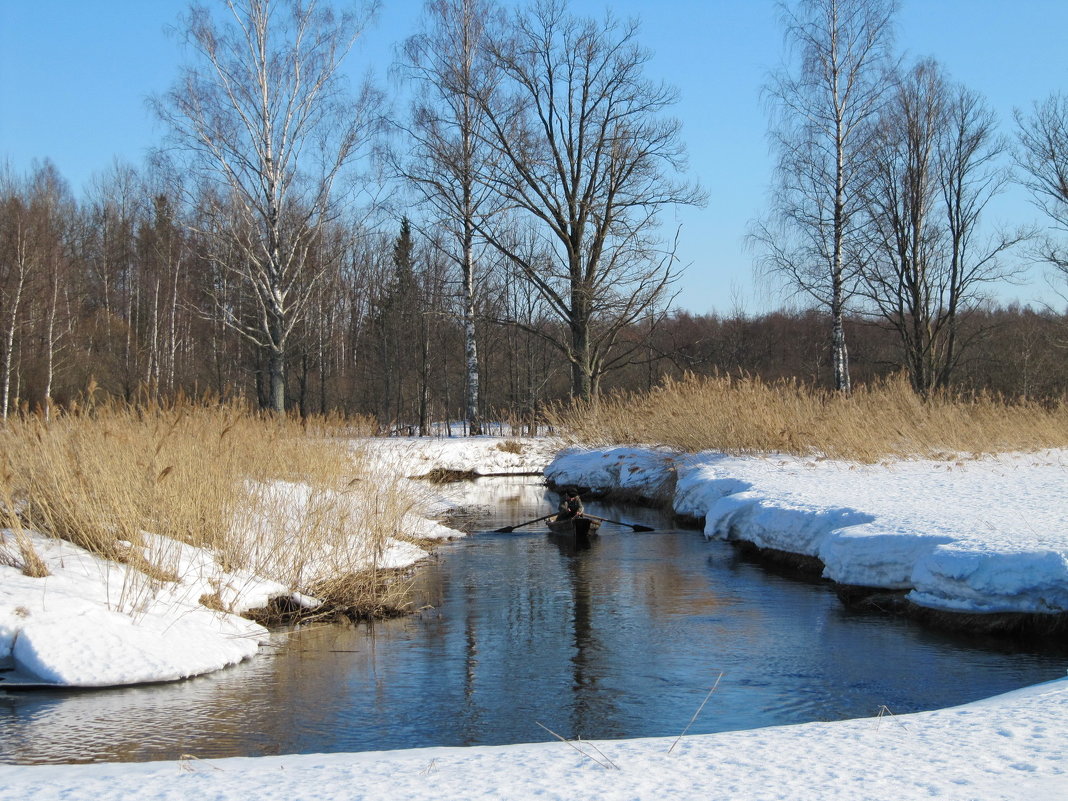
[547,374,1068,461]
[0,398,425,618]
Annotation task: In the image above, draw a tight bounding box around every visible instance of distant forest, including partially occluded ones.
[0,159,1062,428]
[3,0,1068,431]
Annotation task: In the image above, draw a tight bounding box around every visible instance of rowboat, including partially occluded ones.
[546,515,602,538]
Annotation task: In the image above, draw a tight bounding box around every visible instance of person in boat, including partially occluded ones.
[557,488,584,520]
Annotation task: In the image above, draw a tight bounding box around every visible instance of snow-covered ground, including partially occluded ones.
[1,437,1066,799]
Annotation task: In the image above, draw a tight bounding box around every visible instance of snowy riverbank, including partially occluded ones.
[547,446,1068,620]
[1,678,1066,800]
[0,438,556,689]
[2,437,1067,799]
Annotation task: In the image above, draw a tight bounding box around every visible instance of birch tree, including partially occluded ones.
[136,192,189,396]
[398,0,503,433]
[0,168,30,419]
[755,0,898,392]
[0,162,73,418]
[154,0,380,412]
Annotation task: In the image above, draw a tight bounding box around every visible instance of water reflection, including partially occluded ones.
[561,531,602,739]
[547,528,596,556]
[1,476,1065,764]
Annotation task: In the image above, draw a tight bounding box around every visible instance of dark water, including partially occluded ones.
[1,477,1065,765]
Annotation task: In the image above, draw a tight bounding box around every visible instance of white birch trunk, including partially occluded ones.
[2,227,28,420]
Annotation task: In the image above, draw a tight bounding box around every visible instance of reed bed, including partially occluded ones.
[547,374,1068,461]
[0,399,426,619]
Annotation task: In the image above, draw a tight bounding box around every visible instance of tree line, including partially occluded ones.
[2,0,1068,431]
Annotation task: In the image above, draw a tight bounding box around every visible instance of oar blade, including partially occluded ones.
[493,513,553,533]
[583,513,656,533]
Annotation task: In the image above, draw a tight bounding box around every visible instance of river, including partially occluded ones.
[1,477,1063,764]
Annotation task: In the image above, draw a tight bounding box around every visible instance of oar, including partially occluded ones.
[494,513,556,533]
[581,513,654,533]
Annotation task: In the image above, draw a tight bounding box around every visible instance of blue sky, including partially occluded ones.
[2,0,1067,314]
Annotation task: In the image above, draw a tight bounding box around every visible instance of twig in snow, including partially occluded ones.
[875,705,911,733]
[583,739,620,770]
[177,753,223,773]
[668,671,725,754]
[535,721,619,769]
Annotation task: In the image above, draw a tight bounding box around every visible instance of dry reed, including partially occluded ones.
[0,398,427,619]
[0,530,49,578]
[0,477,50,577]
[546,374,1068,461]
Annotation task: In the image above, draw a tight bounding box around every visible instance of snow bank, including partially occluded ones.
[2,676,1066,800]
[356,435,561,522]
[548,447,1068,616]
[0,531,267,687]
[544,445,679,499]
[357,435,559,478]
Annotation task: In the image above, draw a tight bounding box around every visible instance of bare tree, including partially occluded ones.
[473,0,704,400]
[1016,92,1068,290]
[153,0,380,412]
[136,192,190,397]
[0,166,31,419]
[79,161,145,399]
[34,166,77,417]
[0,162,75,418]
[755,0,898,392]
[935,78,1031,386]
[397,0,504,433]
[859,60,1026,396]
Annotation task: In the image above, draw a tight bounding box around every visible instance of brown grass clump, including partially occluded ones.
[0,479,50,577]
[0,397,426,618]
[546,374,1068,461]
[309,567,416,620]
[416,467,480,482]
[0,531,50,578]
